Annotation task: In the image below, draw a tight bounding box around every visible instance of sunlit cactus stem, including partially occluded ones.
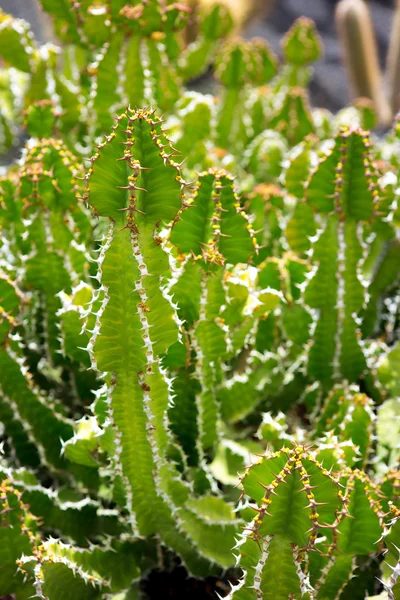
[81,108,239,574]
[386,0,400,113]
[335,0,392,126]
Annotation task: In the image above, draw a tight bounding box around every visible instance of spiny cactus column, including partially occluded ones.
[280,16,323,88]
[87,4,185,135]
[215,38,277,154]
[0,466,131,600]
[312,385,375,467]
[304,127,380,388]
[16,536,142,600]
[0,2,234,152]
[178,3,234,81]
[228,446,385,600]
[263,18,321,147]
[83,108,239,574]
[0,273,73,471]
[0,10,83,141]
[0,477,39,598]
[169,91,215,171]
[16,138,90,363]
[169,169,257,470]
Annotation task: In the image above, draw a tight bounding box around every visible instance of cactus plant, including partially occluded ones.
[0,2,399,599]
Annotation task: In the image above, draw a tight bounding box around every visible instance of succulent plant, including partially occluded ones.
[0,2,399,599]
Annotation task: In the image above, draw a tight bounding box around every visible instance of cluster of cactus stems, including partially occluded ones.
[0,2,400,599]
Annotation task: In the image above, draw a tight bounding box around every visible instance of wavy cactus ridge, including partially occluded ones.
[304,127,381,387]
[229,445,388,600]
[0,274,75,471]
[169,168,257,469]
[171,167,256,263]
[82,107,239,573]
[14,136,91,363]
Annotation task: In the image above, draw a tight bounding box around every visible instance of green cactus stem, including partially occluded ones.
[335,0,392,126]
[82,107,239,574]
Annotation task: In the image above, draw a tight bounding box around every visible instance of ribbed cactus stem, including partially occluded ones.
[82,108,239,574]
[386,0,400,113]
[335,0,392,126]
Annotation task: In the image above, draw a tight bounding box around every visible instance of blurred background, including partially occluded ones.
[0,0,396,113]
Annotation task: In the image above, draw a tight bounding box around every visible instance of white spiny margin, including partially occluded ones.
[140,39,154,106]
[131,228,181,513]
[356,221,370,303]
[86,41,111,142]
[353,220,371,363]
[313,553,335,595]
[379,517,400,600]
[110,33,128,115]
[57,282,92,357]
[0,387,52,472]
[18,550,105,593]
[19,554,47,600]
[130,227,215,565]
[40,44,62,115]
[301,220,325,371]
[333,556,357,600]
[332,219,346,379]
[190,275,221,494]
[0,15,36,71]
[80,224,140,535]
[162,236,190,297]
[340,388,375,463]
[379,171,398,221]
[43,540,108,587]
[384,550,400,600]
[103,378,140,537]
[84,224,114,372]
[158,227,186,338]
[250,535,272,599]
[314,553,356,596]
[5,342,73,426]
[219,267,235,356]
[292,545,315,597]
[4,464,114,523]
